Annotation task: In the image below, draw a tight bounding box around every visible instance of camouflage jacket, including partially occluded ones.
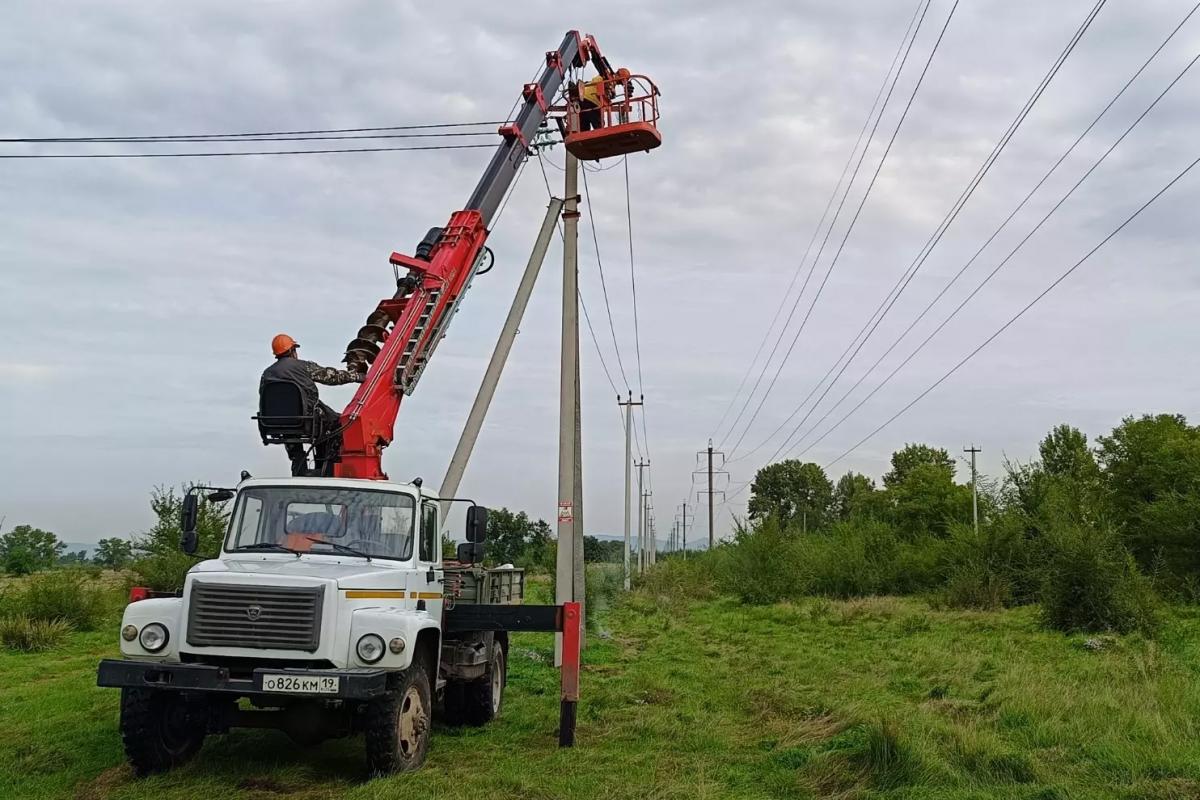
[260,357,361,412]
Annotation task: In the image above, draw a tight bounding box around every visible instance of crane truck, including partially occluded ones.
[95,31,659,776]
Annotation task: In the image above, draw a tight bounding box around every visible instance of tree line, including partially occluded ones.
[656,413,1200,635]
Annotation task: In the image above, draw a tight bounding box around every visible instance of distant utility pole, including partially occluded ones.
[964,444,981,534]
[641,490,652,570]
[634,459,650,573]
[618,394,643,590]
[676,502,693,560]
[694,441,726,549]
[646,496,656,566]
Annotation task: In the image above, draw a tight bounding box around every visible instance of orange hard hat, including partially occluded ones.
[271,333,298,356]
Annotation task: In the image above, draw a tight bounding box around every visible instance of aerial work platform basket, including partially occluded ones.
[564,74,661,161]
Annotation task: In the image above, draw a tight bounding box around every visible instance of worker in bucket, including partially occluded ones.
[576,74,606,131]
[260,333,362,473]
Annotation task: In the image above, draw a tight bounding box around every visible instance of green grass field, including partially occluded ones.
[3,590,1200,799]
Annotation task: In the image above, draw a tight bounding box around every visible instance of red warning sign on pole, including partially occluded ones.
[557,500,573,524]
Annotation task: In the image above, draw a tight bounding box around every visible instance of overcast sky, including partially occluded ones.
[2,0,1198,545]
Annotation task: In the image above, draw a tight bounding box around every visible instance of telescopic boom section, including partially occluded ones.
[333,31,602,480]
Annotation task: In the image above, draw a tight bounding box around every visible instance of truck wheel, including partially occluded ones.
[119,688,206,776]
[365,661,431,775]
[465,643,506,726]
[440,680,467,726]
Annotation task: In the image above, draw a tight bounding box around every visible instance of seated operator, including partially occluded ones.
[260,333,363,473]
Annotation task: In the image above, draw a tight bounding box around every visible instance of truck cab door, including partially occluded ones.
[415,501,443,618]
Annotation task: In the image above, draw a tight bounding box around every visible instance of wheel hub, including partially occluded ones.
[398,686,427,756]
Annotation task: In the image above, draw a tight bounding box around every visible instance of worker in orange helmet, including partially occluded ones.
[260,334,363,473]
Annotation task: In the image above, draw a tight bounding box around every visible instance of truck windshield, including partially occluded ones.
[226,486,416,560]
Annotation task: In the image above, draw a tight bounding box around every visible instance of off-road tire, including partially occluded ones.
[365,661,432,775]
[440,680,468,726]
[119,688,206,776]
[464,642,506,726]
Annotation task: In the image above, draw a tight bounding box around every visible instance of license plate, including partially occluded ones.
[261,673,340,695]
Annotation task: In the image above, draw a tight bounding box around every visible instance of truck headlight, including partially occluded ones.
[139,623,169,652]
[121,624,138,642]
[356,634,385,664]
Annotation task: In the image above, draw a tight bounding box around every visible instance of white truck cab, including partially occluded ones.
[98,477,526,776]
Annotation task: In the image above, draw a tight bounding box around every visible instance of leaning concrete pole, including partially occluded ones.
[556,152,584,664]
[440,198,564,520]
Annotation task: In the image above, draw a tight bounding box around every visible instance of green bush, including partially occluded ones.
[130,551,196,593]
[0,616,73,652]
[716,519,802,604]
[634,554,719,604]
[1037,522,1159,635]
[11,570,114,630]
[584,563,623,630]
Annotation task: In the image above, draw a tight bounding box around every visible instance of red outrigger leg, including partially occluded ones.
[559,601,581,747]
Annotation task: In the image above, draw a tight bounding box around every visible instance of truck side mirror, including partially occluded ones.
[466,505,488,544]
[181,494,199,555]
[206,488,234,503]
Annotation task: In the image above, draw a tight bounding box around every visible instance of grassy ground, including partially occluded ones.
[3,589,1200,799]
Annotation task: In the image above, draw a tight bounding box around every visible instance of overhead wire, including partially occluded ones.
[707,0,926,445]
[0,120,507,144]
[722,0,949,457]
[824,149,1200,468]
[580,164,634,390]
[740,0,1114,466]
[0,143,498,159]
[623,156,653,474]
[537,148,644,460]
[780,0,1195,462]
[809,48,1200,464]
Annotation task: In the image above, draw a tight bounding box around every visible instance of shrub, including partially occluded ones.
[12,570,113,630]
[0,616,73,652]
[584,563,623,630]
[937,520,1029,610]
[130,551,196,593]
[634,554,719,604]
[1037,522,1159,635]
[715,519,802,604]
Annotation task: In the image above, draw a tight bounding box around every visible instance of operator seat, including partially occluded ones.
[253,380,324,476]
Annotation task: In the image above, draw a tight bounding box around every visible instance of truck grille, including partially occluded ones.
[186,582,324,652]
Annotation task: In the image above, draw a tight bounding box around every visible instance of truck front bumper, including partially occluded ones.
[96,659,389,700]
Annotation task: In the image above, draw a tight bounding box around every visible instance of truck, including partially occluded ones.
[96,29,658,776]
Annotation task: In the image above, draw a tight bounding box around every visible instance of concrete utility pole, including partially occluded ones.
[618,394,642,590]
[634,459,649,573]
[440,198,564,518]
[676,502,692,560]
[694,443,726,550]
[556,152,584,664]
[965,444,981,534]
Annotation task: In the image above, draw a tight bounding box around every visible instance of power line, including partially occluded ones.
[537,148,644,460]
[580,164,634,390]
[718,0,933,453]
[798,46,1200,463]
[1,131,498,146]
[742,0,1115,466]
[708,0,926,445]
[0,143,498,159]
[624,157,653,471]
[824,149,1200,468]
[0,120,506,144]
[725,0,957,458]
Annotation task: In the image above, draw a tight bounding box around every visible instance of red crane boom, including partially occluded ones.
[329,31,659,480]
